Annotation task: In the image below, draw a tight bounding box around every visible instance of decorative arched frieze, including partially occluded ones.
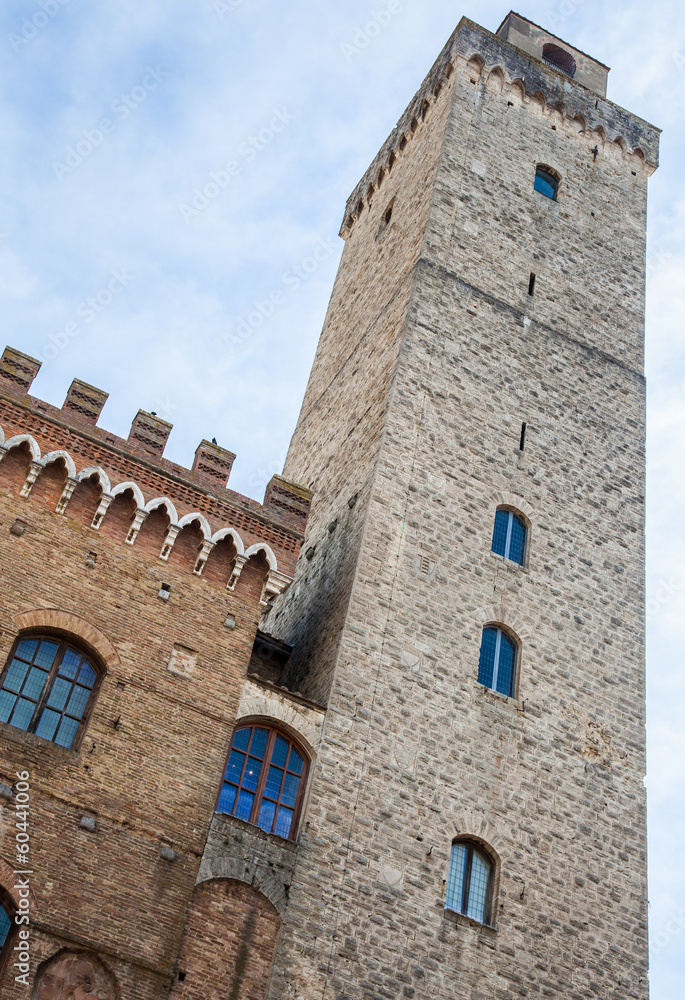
[40,450,77,479]
[245,542,277,571]
[91,493,114,530]
[110,480,145,508]
[12,609,119,669]
[145,496,179,525]
[178,511,212,540]
[55,477,79,515]
[77,466,112,494]
[211,526,245,554]
[3,433,41,462]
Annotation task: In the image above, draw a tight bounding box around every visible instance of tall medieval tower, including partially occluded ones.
[266,12,659,1000]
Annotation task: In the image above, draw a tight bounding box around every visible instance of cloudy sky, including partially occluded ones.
[0,0,683,992]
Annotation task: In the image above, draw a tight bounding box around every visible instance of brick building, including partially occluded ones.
[0,11,659,1000]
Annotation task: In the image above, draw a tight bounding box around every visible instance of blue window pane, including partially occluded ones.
[47,677,71,712]
[225,750,246,784]
[77,663,97,688]
[2,659,30,694]
[35,708,61,742]
[264,765,284,800]
[534,169,557,200]
[249,728,268,758]
[274,806,294,839]
[509,515,526,565]
[0,690,17,723]
[288,746,304,775]
[54,716,79,749]
[57,649,79,680]
[477,628,498,689]
[241,758,263,792]
[217,783,237,814]
[257,798,276,833]
[272,734,289,768]
[0,904,11,948]
[496,634,517,697]
[15,639,38,662]
[466,850,491,923]
[232,727,251,752]
[10,698,35,731]
[445,843,467,912]
[34,641,60,670]
[234,789,254,822]
[491,509,509,558]
[23,667,49,701]
[281,772,301,808]
[65,685,91,720]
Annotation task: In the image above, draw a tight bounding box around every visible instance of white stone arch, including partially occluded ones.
[110,480,145,508]
[39,450,77,479]
[3,433,40,461]
[211,526,245,555]
[178,511,212,540]
[244,542,277,571]
[144,497,179,525]
[77,466,112,494]
[492,490,537,530]
[0,424,5,446]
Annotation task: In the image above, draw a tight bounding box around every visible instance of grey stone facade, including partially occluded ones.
[264,12,657,1000]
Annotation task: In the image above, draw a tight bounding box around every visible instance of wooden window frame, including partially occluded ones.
[217,723,310,842]
[0,633,104,751]
[447,840,495,927]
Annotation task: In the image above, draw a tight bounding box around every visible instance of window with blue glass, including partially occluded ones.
[491,508,527,566]
[477,626,518,698]
[218,725,308,841]
[534,165,559,201]
[0,636,101,750]
[445,840,494,926]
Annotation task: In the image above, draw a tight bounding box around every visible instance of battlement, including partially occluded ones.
[0,345,312,593]
[341,13,659,237]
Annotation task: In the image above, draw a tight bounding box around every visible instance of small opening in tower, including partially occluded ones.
[542,43,576,78]
[388,151,396,171]
[410,117,419,133]
[384,204,393,226]
[528,273,536,296]
[534,165,559,201]
[399,136,407,151]
[519,423,527,452]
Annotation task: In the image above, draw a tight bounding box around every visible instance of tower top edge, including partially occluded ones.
[496,11,611,74]
[340,14,660,233]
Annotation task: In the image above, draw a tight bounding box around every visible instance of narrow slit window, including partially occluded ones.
[528,273,536,296]
[519,422,527,451]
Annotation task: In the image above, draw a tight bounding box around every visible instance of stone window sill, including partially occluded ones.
[487,550,529,575]
[0,720,76,758]
[443,906,497,938]
[474,682,523,714]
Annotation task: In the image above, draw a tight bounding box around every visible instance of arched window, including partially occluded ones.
[542,43,576,78]
[445,840,494,925]
[0,636,102,750]
[534,165,559,201]
[491,508,527,565]
[477,626,518,698]
[218,724,309,841]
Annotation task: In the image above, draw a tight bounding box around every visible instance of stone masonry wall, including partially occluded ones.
[267,16,654,1000]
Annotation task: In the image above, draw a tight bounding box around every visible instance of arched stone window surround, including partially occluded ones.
[244,542,277,571]
[194,868,287,917]
[211,526,245,554]
[39,450,77,479]
[473,606,528,700]
[110,480,145,508]
[144,496,179,524]
[442,815,502,927]
[77,466,112,493]
[178,511,212,541]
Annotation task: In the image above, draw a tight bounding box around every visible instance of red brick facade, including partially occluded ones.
[0,347,310,998]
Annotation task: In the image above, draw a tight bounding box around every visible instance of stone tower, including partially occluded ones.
[265,12,659,1000]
